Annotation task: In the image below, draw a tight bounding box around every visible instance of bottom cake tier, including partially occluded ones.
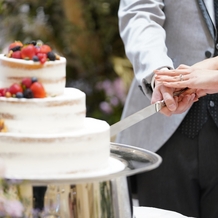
[0,118,110,175]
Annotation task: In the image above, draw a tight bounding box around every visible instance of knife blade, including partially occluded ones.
[110,88,189,138]
[110,100,165,138]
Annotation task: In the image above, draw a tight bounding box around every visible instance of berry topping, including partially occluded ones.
[23,89,34,98]
[21,45,36,60]
[39,44,51,54]
[16,92,23,98]
[32,55,39,62]
[0,77,46,99]
[6,40,60,64]
[47,51,56,61]
[31,77,38,83]
[11,51,22,59]
[30,82,46,98]
[21,78,32,89]
[9,41,23,52]
[9,83,23,95]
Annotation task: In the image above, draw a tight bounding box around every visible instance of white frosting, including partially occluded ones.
[0,118,110,175]
[0,54,111,175]
[0,88,86,134]
[0,54,66,96]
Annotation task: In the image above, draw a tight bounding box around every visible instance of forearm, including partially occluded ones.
[118,0,174,98]
[191,56,218,70]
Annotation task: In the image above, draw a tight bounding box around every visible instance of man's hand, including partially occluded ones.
[152,80,196,116]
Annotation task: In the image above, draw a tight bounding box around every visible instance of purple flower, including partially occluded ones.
[100,101,113,114]
[4,199,24,217]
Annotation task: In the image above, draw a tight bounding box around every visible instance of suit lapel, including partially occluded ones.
[197,0,215,39]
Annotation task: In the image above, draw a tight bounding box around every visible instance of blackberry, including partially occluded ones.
[23,89,34,98]
[31,41,37,46]
[47,51,56,61]
[11,46,21,52]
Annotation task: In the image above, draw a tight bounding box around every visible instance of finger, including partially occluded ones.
[177,64,191,70]
[174,94,196,114]
[163,81,189,88]
[155,68,191,76]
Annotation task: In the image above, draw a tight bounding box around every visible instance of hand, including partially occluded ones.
[154,65,218,96]
[152,79,196,116]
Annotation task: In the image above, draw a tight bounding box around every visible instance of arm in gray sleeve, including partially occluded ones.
[118,0,174,98]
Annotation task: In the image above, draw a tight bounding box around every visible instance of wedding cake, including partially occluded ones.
[0,40,110,175]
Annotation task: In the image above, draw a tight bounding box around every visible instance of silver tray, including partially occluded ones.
[5,143,162,185]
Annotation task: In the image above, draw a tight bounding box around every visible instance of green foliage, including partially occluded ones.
[0,0,128,124]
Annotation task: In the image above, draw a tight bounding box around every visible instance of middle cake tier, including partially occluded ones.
[0,88,86,134]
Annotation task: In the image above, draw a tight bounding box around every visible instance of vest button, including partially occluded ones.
[210,100,215,107]
[205,50,212,58]
[216,43,218,50]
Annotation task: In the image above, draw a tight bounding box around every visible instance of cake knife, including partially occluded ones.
[110,88,189,138]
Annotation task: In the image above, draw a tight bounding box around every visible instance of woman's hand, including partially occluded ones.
[154,65,218,97]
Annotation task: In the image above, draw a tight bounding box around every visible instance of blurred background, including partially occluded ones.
[0,0,134,125]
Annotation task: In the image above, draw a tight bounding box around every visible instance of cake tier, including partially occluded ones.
[0,118,110,175]
[0,88,86,134]
[0,54,66,96]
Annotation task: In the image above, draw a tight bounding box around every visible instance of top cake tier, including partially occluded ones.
[0,54,66,97]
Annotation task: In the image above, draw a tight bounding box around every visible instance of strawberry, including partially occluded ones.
[21,45,36,60]
[9,83,23,95]
[9,41,23,51]
[30,82,46,98]
[21,78,32,89]
[11,51,22,59]
[39,45,51,54]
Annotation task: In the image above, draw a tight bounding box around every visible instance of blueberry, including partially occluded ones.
[23,89,34,98]
[31,77,38,83]
[16,92,23,98]
[33,55,39,62]
[47,51,56,61]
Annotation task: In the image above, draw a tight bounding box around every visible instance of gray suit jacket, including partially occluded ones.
[117,0,216,152]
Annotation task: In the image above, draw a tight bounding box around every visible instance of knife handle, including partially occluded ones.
[155,87,189,111]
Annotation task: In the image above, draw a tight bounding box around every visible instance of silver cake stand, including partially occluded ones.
[4,143,162,218]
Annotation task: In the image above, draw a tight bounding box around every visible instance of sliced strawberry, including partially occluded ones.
[9,83,23,95]
[39,45,51,54]
[30,82,46,98]
[11,51,22,59]
[9,41,23,51]
[21,45,36,60]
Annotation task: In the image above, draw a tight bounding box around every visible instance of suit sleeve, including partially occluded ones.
[118,0,174,98]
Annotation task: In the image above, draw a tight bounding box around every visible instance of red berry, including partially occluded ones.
[9,83,23,95]
[40,57,47,64]
[2,88,9,97]
[0,88,5,96]
[21,45,36,60]
[30,82,46,98]
[9,41,23,51]
[39,45,51,54]
[21,78,32,89]
[37,53,47,64]
[11,51,22,59]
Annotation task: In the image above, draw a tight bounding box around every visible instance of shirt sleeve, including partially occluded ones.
[118,0,174,98]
